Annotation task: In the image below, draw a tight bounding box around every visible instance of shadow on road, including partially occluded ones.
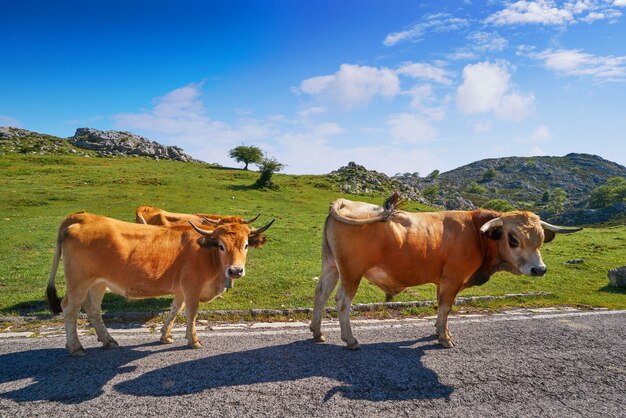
[0,342,182,404]
[0,336,452,404]
[114,336,453,402]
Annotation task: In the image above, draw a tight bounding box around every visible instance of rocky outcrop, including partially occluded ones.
[0,127,89,156]
[69,128,196,162]
[392,153,626,222]
[328,162,425,203]
[542,202,626,226]
[608,266,626,288]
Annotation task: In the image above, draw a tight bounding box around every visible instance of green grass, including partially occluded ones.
[0,154,624,318]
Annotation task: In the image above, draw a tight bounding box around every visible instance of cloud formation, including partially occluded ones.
[531,48,626,81]
[295,64,400,109]
[396,62,454,84]
[383,13,470,46]
[457,61,535,122]
[486,0,624,26]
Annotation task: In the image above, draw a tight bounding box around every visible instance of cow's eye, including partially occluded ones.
[244,243,249,250]
[508,233,519,248]
[218,243,226,252]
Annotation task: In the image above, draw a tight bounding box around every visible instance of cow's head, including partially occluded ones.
[189,219,274,288]
[480,211,581,277]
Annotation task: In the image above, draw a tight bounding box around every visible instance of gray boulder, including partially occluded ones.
[608,266,626,288]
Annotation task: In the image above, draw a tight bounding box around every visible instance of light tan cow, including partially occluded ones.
[135,205,259,226]
[47,211,273,356]
[310,192,581,349]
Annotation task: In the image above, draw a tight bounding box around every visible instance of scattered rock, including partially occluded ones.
[564,259,584,265]
[608,266,626,288]
[69,128,197,162]
[328,162,425,203]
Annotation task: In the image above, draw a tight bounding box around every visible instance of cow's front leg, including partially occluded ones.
[336,279,361,350]
[435,279,462,348]
[184,295,202,349]
[161,295,185,344]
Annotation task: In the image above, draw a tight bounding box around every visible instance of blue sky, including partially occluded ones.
[2,1,625,175]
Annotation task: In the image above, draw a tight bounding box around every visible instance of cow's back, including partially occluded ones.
[325,210,486,286]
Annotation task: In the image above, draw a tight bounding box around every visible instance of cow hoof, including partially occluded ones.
[347,341,361,350]
[312,334,326,343]
[438,339,455,348]
[160,336,174,344]
[188,341,203,349]
[69,347,87,357]
[103,340,119,349]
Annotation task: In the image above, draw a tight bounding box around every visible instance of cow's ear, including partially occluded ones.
[198,237,219,248]
[248,234,267,249]
[483,227,503,241]
[543,229,556,243]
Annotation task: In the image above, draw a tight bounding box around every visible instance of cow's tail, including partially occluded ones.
[329,191,407,225]
[321,215,333,262]
[46,215,81,314]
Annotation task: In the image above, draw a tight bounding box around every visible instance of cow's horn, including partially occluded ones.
[189,221,215,237]
[251,219,275,235]
[540,221,583,234]
[202,216,220,225]
[480,217,504,233]
[243,214,261,224]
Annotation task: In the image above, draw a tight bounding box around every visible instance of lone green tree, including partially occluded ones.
[254,156,285,189]
[228,145,263,170]
[548,188,567,214]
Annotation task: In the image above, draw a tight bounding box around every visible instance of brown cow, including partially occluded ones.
[47,211,273,356]
[135,205,259,226]
[310,193,581,349]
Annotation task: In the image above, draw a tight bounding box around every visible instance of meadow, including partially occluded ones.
[0,154,624,318]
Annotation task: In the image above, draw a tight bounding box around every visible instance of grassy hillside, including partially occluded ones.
[0,154,624,318]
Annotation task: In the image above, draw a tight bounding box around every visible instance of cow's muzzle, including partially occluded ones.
[530,266,547,276]
[227,266,245,279]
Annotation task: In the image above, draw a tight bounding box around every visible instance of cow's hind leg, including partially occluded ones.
[435,279,462,348]
[160,294,185,344]
[310,262,339,343]
[61,284,90,356]
[83,283,118,349]
[336,278,361,350]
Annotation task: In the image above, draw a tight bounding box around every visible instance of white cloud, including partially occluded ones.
[0,115,22,128]
[295,64,400,109]
[113,82,281,165]
[396,62,453,84]
[298,106,326,118]
[486,0,624,26]
[531,125,552,142]
[466,31,508,52]
[312,122,344,137]
[457,61,535,122]
[383,14,470,46]
[529,146,547,156]
[531,48,626,81]
[403,84,447,120]
[386,113,439,144]
[474,121,493,134]
[485,0,575,25]
[275,131,444,175]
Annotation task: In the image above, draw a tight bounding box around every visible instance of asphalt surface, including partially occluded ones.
[0,308,625,417]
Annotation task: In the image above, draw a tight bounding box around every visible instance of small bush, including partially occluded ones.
[466,182,487,194]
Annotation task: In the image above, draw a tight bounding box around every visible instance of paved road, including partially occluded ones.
[0,309,625,417]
